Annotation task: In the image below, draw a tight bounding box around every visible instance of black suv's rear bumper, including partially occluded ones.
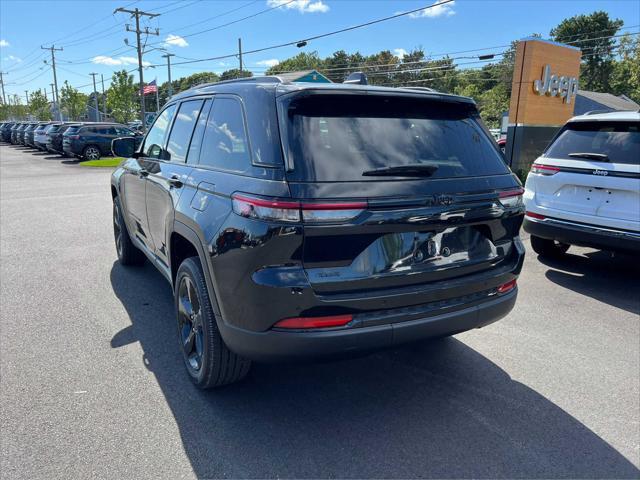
[218,288,517,362]
[524,216,640,253]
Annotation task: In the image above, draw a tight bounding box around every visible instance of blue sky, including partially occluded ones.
[1,0,638,102]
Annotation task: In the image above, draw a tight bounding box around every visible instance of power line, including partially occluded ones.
[150,0,456,67]
[146,0,293,47]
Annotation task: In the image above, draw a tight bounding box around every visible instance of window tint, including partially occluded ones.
[143,104,177,159]
[199,98,250,171]
[186,99,212,163]
[65,126,80,134]
[282,94,509,182]
[166,99,204,163]
[545,121,640,165]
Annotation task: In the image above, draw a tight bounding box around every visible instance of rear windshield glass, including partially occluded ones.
[282,94,508,182]
[65,126,80,134]
[545,121,639,165]
[48,125,60,133]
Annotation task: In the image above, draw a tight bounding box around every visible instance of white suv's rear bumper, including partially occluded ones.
[524,215,640,253]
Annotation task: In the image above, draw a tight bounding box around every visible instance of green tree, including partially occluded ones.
[59,81,88,120]
[219,69,253,81]
[28,89,51,120]
[266,51,323,75]
[550,11,623,91]
[610,33,640,103]
[107,70,137,124]
[158,71,220,105]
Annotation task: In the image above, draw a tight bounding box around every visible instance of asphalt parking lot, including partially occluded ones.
[1,143,639,479]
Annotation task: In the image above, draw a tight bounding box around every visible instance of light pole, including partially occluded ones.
[161,53,175,97]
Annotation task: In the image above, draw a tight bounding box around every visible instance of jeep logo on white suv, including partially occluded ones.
[593,169,609,176]
[533,64,579,104]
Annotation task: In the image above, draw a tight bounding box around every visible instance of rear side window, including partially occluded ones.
[143,104,177,159]
[187,99,212,164]
[199,97,250,172]
[166,99,204,163]
[545,121,640,165]
[282,94,509,182]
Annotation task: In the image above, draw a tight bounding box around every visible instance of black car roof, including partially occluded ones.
[168,75,475,105]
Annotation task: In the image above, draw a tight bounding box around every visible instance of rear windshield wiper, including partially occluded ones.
[568,152,610,162]
[362,164,439,177]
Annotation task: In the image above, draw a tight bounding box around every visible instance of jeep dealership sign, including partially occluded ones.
[533,64,579,104]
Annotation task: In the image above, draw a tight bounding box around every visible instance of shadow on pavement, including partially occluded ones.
[110,261,639,479]
[538,249,640,315]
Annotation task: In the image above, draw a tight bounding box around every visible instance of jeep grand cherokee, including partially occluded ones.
[111,77,525,388]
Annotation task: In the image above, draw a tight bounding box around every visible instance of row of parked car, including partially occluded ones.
[0,120,141,160]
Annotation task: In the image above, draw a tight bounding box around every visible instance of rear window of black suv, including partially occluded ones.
[281,93,509,182]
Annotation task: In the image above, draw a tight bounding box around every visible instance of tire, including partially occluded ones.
[530,235,570,258]
[82,145,101,161]
[113,196,145,266]
[175,257,251,389]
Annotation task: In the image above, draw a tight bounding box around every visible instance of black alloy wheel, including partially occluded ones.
[177,276,205,372]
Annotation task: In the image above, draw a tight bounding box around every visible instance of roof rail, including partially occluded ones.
[583,109,614,115]
[402,86,440,93]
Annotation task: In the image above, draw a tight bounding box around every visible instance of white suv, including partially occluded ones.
[523,111,640,257]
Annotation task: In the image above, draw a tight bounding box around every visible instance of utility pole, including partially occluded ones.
[24,90,29,105]
[50,83,56,119]
[101,74,106,120]
[0,71,7,105]
[238,38,243,74]
[90,72,99,121]
[161,53,175,97]
[41,45,63,121]
[115,6,159,131]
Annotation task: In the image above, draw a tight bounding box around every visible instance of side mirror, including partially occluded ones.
[112,137,138,158]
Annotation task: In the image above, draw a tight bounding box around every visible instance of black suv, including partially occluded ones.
[46,122,81,155]
[63,123,139,160]
[0,122,15,142]
[111,77,525,388]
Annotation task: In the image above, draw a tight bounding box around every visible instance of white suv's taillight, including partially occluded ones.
[498,187,524,208]
[232,194,366,224]
[531,164,560,175]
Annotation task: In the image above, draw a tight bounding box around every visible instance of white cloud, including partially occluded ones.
[393,48,408,59]
[92,55,122,66]
[256,59,280,68]
[91,55,150,67]
[119,56,139,65]
[403,0,456,18]
[164,34,189,48]
[5,55,22,62]
[0,39,9,47]
[267,0,329,14]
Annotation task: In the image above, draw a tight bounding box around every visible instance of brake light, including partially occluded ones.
[531,164,560,175]
[232,194,366,223]
[497,279,517,294]
[66,135,80,140]
[273,314,353,329]
[498,187,524,208]
[525,211,546,220]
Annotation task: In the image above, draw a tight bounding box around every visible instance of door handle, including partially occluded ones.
[139,169,148,178]
[168,175,183,188]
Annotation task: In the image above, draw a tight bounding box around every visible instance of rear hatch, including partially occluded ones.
[530,119,640,227]
[62,126,81,149]
[278,91,523,295]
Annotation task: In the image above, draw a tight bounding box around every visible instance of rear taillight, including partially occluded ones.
[232,193,366,224]
[497,279,517,294]
[273,314,353,330]
[531,164,560,175]
[498,187,524,208]
[67,135,80,140]
[525,211,546,220]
